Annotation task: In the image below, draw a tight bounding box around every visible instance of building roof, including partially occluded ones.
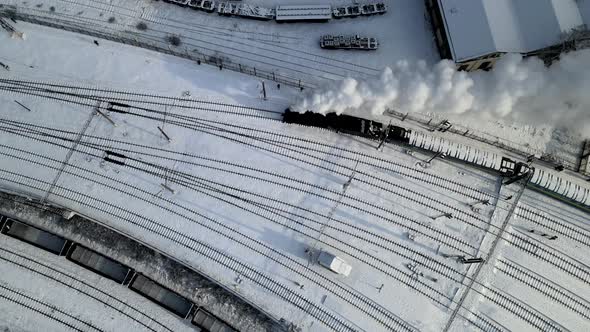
[579,0,590,26]
[439,0,585,62]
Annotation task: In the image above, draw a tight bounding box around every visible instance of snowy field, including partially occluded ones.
[0,6,588,332]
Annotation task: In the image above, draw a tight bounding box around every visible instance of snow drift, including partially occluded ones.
[292,50,590,128]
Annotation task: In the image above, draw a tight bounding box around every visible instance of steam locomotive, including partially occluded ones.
[283,109,409,143]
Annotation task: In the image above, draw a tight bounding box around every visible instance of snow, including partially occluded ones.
[439,0,584,61]
[0,3,589,332]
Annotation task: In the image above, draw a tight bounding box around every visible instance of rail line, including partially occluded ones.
[50,0,381,75]
[1,8,316,88]
[4,4,372,84]
[515,205,590,250]
[0,79,281,120]
[0,121,572,332]
[0,119,480,256]
[0,80,588,330]
[464,311,510,332]
[496,259,590,321]
[0,169,359,332]
[2,81,588,282]
[0,141,415,332]
[0,79,495,206]
[475,285,566,332]
[0,246,175,332]
[0,119,475,281]
[506,229,590,287]
[0,282,103,332]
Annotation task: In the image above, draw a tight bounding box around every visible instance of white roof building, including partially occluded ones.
[436,0,587,62]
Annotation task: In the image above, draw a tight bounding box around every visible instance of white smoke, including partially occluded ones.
[292,50,590,129]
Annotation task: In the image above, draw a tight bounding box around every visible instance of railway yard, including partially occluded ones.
[0,1,589,332]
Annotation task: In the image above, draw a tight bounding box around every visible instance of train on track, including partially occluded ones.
[283,109,590,209]
[161,0,387,22]
[320,34,379,50]
[0,215,236,332]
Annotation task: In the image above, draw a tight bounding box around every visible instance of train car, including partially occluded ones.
[275,5,332,22]
[332,5,361,18]
[66,244,134,284]
[129,273,194,318]
[320,34,379,50]
[217,2,239,15]
[529,168,590,207]
[236,4,275,20]
[192,308,236,332]
[0,218,71,255]
[188,0,216,12]
[361,3,387,15]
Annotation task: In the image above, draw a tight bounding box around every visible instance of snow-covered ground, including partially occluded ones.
[0,6,588,332]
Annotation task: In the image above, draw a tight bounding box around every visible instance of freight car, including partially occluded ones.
[129,273,194,319]
[161,1,387,21]
[320,34,378,50]
[0,217,72,255]
[192,308,236,332]
[66,244,134,284]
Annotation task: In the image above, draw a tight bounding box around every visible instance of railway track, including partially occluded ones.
[0,79,496,207]
[515,205,590,249]
[0,282,103,332]
[50,0,381,76]
[3,3,372,85]
[464,311,510,332]
[496,259,590,320]
[2,81,588,332]
[0,118,480,256]
[473,285,566,332]
[0,140,416,332]
[506,229,590,287]
[0,168,360,332]
[0,119,582,332]
[3,80,588,270]
[0,78,282,120]
[0,246,175,332]
[0,118,576,330]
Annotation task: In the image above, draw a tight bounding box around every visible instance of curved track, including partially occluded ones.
[0,246,174,332]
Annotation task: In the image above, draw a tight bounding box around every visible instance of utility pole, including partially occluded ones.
[261,81,267,100]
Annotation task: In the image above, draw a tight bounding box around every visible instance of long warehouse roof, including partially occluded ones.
[438,0,586,61]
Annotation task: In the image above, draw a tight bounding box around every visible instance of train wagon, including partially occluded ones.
[0,217,71,255]
[188,0,216,12]
[192,308,236,332]
[333,5,361,18]
[129,274,194,318]
[66,244,133,284]
[320,34,379,50]
[275,5,332,22]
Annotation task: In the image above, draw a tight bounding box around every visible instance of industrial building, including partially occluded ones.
[427,0,590,71]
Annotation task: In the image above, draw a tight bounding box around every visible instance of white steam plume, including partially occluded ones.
[292,50,590,129]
